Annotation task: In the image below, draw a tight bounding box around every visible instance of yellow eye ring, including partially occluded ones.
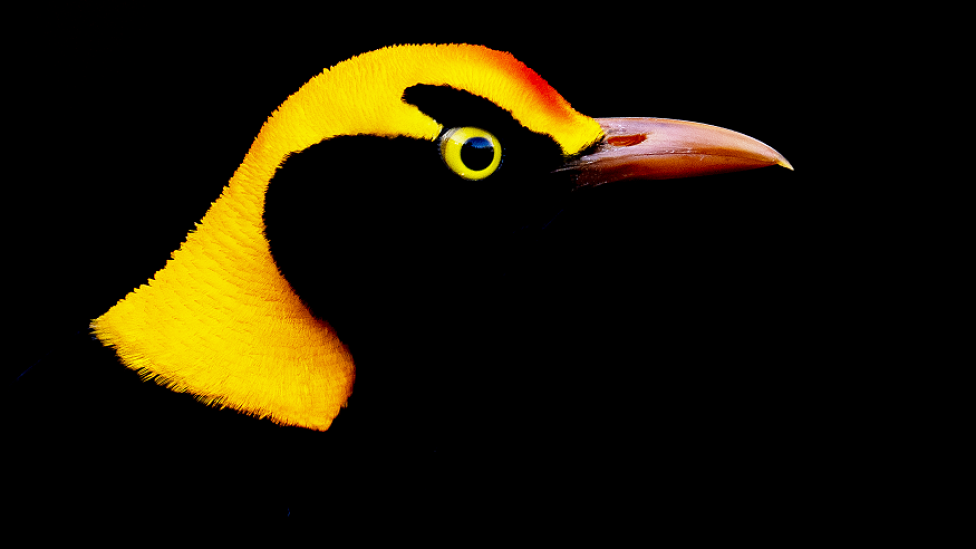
[439,127,502,181]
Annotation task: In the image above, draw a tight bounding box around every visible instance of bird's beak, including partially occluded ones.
[559,117,792,187]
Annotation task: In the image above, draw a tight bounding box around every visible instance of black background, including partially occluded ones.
[7,8,857,535]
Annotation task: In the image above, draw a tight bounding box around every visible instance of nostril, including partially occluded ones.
[607,134,647,147]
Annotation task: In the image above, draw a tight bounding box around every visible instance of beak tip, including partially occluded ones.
[777,157,794,172]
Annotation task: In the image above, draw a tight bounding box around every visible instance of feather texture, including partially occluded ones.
[91,44,603,430]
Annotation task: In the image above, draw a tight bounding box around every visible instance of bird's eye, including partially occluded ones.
[439,127,502,181]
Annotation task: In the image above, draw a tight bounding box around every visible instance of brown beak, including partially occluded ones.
[559,117,792,187]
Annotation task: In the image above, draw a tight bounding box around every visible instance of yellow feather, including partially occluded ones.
[91,44,603,431]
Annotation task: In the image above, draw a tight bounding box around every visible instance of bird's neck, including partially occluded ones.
[90,157,355,431]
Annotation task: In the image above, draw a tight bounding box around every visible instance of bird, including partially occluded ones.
[11,44,793,523]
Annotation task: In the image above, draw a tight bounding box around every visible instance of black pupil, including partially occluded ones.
[460,137,494,171]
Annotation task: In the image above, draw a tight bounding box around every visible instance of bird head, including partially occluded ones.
[91,44,791,431]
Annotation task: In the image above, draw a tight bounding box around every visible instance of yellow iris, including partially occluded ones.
[439,127,503,181]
